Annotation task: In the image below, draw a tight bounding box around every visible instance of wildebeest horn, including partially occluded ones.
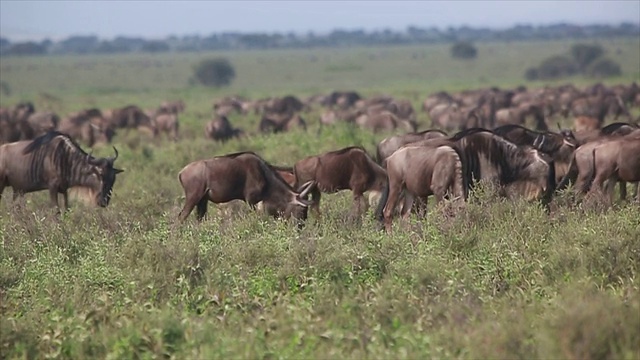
[556,122,562,132]
[111,146,119,161]
[298,180,315,199]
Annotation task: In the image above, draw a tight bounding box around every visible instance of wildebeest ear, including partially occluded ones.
[114,168,125,174]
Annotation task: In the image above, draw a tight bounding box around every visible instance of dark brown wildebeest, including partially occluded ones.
[355,111,416,133]
[177,152,315,224]
[0,102,36,144]
[409,128,556,208]
[376,145,466,232]
[494,102,547,130]
[57,108,115,147]
[493,124,577,183]
[26,112,60,137]
[104,105,156,136]
[259,113,307,133]
[204,115,244,142]
[587,130,640,202]
[376,129,448,164]
[151,110,179,141]
[556,129,640,201]
[159,100,186,114]
[0,131,124,211]
[324,91,361,109]
[293,146,387,217]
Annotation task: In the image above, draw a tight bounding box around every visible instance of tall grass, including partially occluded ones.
[1,39,640,359]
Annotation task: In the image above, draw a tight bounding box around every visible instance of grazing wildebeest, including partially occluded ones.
[259,113,307,133]
[57,109,115,147]
[177,152,315,224]
[376,129,448,164]
[409,128,556,208]
[293,146,387,217]
[493,124,577,182]
[105,105,156,136]
[376,145,466,232]
[0,131,124,211]
[27,112,60,137]
[205,115,243,142]
[152,110,179,141]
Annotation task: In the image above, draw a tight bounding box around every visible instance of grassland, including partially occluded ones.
[1,39,640,359]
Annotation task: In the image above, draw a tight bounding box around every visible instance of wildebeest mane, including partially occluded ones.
[449,127,492,142]
[414,129,448,136]
[457,130,535,185]
[21,131,97,186]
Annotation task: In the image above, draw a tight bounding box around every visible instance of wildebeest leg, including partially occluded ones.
[619,181,627,201]
[179,192,205,222]
[311,188,322,216]
[49,188,61,213]
[196,197,209,221]
[352,193,365,218]
[383,183,404,233]
[61,191,69,211]
[400,193,416,224]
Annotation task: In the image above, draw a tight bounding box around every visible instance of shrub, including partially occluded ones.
[192,58,236,87]
[451,41,478,59]
[571,44,604,71]
[524,68,539,81]
[536,55,578,80]
[586,58,622,78]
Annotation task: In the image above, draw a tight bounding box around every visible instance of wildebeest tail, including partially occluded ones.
[543,160,556,207]
[447,146,465,201]
[374,180,390,223]
[449,145,469,200]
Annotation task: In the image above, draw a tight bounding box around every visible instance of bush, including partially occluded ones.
[192,58,236,87]
[524,68,539,81]
[571,44,604,71]
[535,55,578,80]
[451,41,478,59]
[586,58,622,78]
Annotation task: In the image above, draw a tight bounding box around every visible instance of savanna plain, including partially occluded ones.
[1,39,640,358]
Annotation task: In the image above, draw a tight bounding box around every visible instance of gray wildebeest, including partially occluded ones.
[375,145,466,232]
[205,115,244,142]
[0,131,124,211]
[409,128,556,209]
[376,129,448,164]
[293,146,387,218]
[177,152,315,226]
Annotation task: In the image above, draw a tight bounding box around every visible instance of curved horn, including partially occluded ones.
[111,146,119,161]
[298,180,315,199]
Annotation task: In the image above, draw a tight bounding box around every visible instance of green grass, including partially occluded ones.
[1,39,640,359]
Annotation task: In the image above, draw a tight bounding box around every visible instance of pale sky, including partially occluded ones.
[1,1,639,41]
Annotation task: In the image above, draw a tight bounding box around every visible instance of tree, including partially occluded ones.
[586,58,621,78]
[571,44,604,71]
[192,58,236,87]
[535,55,578,80]
[450,41,477,59]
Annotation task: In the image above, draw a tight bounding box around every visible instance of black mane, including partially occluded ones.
[23,131,88,156]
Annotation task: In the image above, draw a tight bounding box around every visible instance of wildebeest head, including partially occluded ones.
[84,146,124,207]
[261,180,315,225]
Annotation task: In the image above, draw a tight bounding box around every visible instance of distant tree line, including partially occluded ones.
[1,22,638,56]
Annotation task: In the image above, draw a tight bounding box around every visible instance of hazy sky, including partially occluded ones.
[1,1,639,41]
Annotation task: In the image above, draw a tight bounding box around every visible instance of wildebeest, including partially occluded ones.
[151,109,179,141]
[376,145,465,232]
[104,105,156,136]
[177,152,315,224]
[376,129,448,164]
[409,128,556,208]
[0,102,36,144]
[205,115,244,141]
[259,113,307,133]
[556,129,640,201]
[293,146,387,217]
[57,108,115,147]
[0,131,124,211]
[493,124,577,182]
[587,130,640,202]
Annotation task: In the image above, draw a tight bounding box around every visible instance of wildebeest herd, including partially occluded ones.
[1,82,639,232]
